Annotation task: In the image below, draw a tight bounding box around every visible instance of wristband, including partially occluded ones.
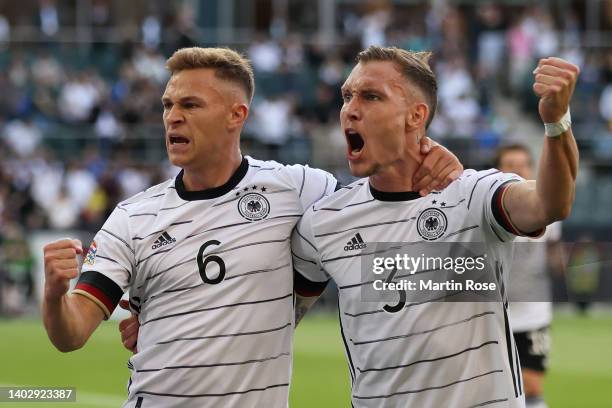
[544,109,571,138]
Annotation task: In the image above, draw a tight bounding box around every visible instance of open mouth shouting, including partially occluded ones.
[167,133,191,153]
[345,128,365,160]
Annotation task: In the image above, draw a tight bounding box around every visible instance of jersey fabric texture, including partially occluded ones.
[508,222,561,332]
[292,169,536,408]
[74,156,336,408]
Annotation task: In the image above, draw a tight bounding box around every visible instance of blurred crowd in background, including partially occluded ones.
[0,0,611,314]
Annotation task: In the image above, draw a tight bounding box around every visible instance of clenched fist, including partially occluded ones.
[43,239,83,302]
[533,57,580,123]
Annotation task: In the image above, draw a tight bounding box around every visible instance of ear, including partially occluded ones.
[406,102,429,129]
[227,103,249,131]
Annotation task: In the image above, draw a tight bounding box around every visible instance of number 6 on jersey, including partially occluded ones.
[197,240,226,284]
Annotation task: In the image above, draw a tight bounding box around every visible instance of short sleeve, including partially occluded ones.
[291,207,330,297]
[466,169,544,242]
[284,164,338,212]
[73,207,134,319]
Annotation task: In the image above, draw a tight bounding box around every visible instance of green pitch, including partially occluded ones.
[0,312,610,407]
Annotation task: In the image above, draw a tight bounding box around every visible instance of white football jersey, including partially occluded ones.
[508,222,562,332]
[74,156,337,408]
[292,169,534,408]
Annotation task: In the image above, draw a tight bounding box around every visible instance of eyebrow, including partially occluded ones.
[341,86,384,95]
[161,96,205,104]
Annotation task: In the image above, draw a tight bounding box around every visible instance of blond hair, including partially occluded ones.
[166,47,255,102]
[356,46,437,128]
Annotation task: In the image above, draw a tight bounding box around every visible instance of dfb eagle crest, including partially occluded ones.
[417,208,447,240]
[238,192,270,221]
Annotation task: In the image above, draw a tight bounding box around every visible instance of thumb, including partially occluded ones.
[119,299,131,312]
[73,239,83,255]
[419,136,431,154]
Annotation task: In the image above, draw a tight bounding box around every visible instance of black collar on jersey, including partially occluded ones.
[369,184,421,202]
[175,157,249,200]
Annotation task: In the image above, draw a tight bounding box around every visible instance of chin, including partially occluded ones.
[348,161,376,178]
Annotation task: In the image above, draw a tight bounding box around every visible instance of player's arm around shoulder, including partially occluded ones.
[42,238,105,352]
[503,57,580,234]
[291,207,329,326]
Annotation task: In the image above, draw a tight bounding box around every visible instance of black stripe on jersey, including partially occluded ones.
[299,166,306,197]
[141,293,293,326]
[136,383,289,398]
[317,176,330,202]
[343,290,466,317]
[187,214,302,239]
[95,255,132,275]
[514,344,523,396]
[215,238,289,255]
[339,182,365,190]
[351,311,495,346]
[294,269,329,297]
[136,257,195,290]
[129,212,158,218]
[101,228,134,254]
[249,165,276,170]
[467,170,500,209]
[339,303,356,385]
[226,263,290,281]
[143,263,290,303]
[353,369,503,400]
[135,396,143,408]
[116,206,128,212]
[503,305,519,398]
[156,323,292,346]
[121,193,166,206]
[132,220,194,240]
[135,248,173,267]
[314,198,376,212]
[295,227,317,251]
[445,225,479,238]
[357,340,499,373]
[159,201,190,211]
[323,244,404,264]
[315,217,417,238]
[436,198,466,209]
[467,398,509,407]
[137,351,291,373]
[292,251,317,265]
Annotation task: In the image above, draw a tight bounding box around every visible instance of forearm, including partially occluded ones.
[43,294,102,352]
[536,128,579,222]
[294,294,320,327]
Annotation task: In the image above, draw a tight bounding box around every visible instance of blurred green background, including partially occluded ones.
[1,312,610,407]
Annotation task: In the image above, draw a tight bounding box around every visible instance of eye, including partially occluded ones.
[342,92,352,102]
[162,102,173,110]
[183,102,197,109]
[365,93,380,101]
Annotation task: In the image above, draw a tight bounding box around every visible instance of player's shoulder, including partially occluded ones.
[245,155,334,188]
[310,178,368,212]
[444,168,519,195]
[116,178,175,213]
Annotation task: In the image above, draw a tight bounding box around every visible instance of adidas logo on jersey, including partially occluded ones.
[344,233,366,251]
[152,231,177,250]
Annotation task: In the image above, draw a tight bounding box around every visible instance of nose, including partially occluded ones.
[165,105,184,126]
[342,99,361,122]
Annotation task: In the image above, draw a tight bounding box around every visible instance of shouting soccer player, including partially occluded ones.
[291,47,579,407]
[42,47,462,407]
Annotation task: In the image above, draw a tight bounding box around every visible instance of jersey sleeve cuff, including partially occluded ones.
[73,271,124,319]
[294,269,329,297]
[491,181,545,238]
